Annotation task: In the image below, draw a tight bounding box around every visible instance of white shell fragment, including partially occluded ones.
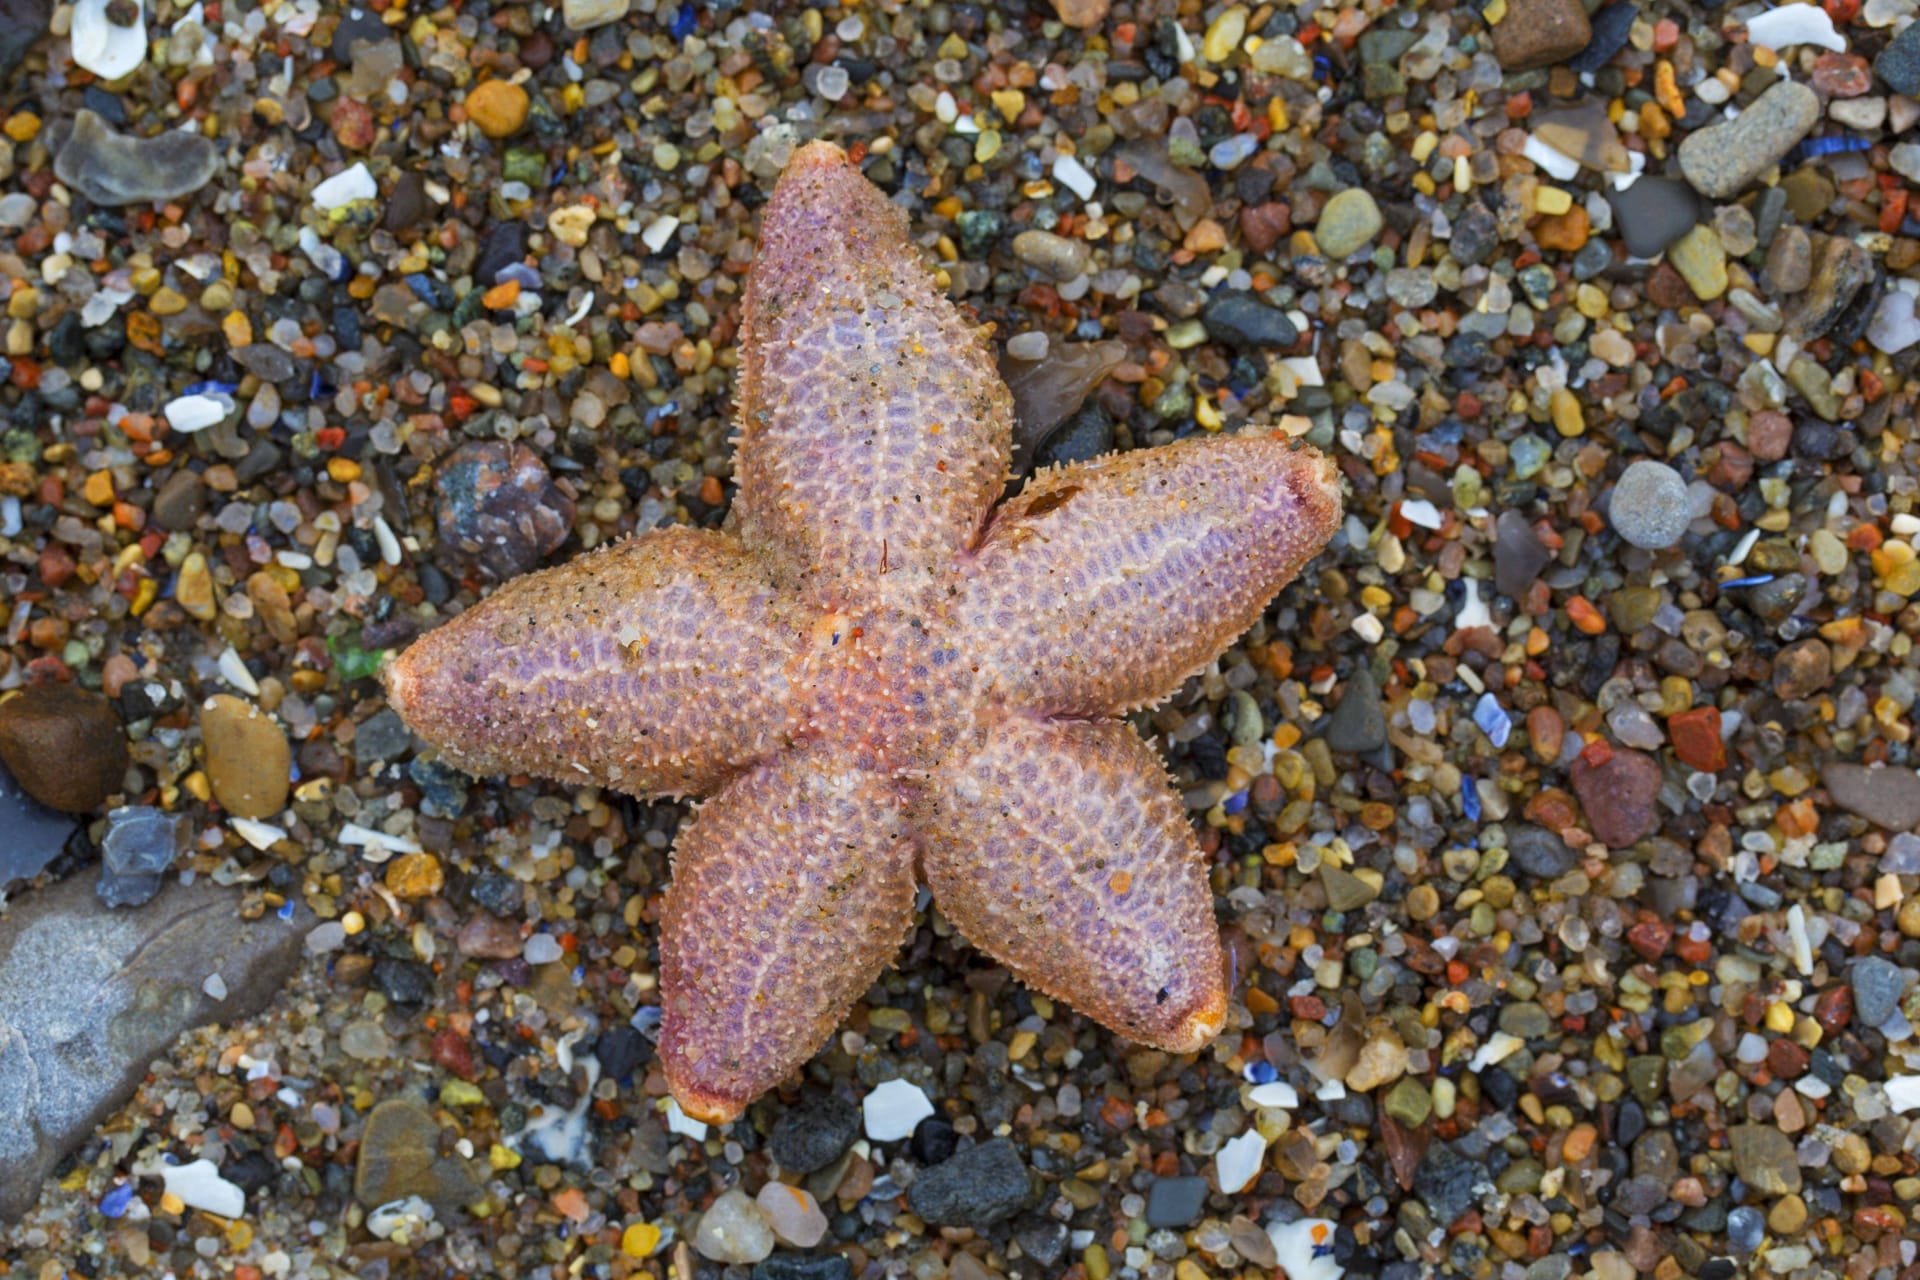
[163,393,227,434]
[1215,1129,1269,1194]
[311,162,378,212]
[1745,5,1847,50]
[152,1159,246,1219]
[72,0,150,81]
[862,1078,934,1142]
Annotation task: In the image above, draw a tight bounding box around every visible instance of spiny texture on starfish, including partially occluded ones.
[385,140,1342,1124]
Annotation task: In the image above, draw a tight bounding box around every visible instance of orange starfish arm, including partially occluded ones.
[382,527,802,799]
[659,747,918,1123]
[957,434,1342,716]
[914,715,1227,1052]
[731,141,1012,590]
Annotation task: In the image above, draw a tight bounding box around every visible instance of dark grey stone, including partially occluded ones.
[1324,666,1388,754]
[1143,1174,1210,1228]
[1414,1142,1487,1225]
[1850,956,1911,1028]
[0,875,313,1221]
[1201,290,1300,350]
[908,1138,1033,1226]
[771,1095,861,1175]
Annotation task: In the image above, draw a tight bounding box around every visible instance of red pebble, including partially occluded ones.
[1626,920,1672,963]
[38,544,75,588]
[1669,707,1727,772]
[432,1027,477,1081]
[1813,985,1853,1034]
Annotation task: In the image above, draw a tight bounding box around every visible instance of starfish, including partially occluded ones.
[385,141,1342,1123]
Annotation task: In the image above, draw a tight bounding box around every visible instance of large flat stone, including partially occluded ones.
[0,875,313,1221]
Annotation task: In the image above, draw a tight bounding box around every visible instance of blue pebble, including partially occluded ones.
[1472,692,1511,749]
[100,1183,134,1218]
[1223,790,1248,815]
[1244,1060,1278,1084]
[671,2,697,38]
[1462,781,1482,823]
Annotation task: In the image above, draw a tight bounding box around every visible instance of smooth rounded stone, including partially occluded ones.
[693,1188,777,1264]
[1324,666,1388,753]
[1508,824,1578,879]
[563,0,629,28]
[1569,748,1662,848]
[200,695,292,819]
[1609,460,1692,549]
[0,683,128,813]
[1607,177,1700,259]
[1034,406,1115,471]
[96,806,185,909]
[1666,224,1729,300]
[1200,290,1300,349]
[434,441,576,578]
[0,875,312,1222]
[1011,229,1090,280]
[54,110,220,207]
[340,1018,393,1060]
[754,1256,853,1280]
[1494,509,1553,597]
[1677,81,1820,199]
[1728,1125,1801,1195]
[354,1099,483,1210]
[770,1095,861,1174]
[756,1182,828,1247]
[1566,1,1637,72]
[1875,18,1920,97]
[1772,638,1832,700]
[152,468,207,532]
[1823,763,1920,831]
[1143,1173,1210,1228]
[1850,956,1912,1028]
[355,708,416,765]
[464,79,530,138]
[1315,188,1384,258]
[0,0,51,78]
[1494,0,1592,68]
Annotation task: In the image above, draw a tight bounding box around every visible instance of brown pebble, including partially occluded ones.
[1771,638,1832,701]
[1493,0,1592,70]
[1747,410,1793,462]
[0,683,129,813]
[1569,748,1662,848]
[200,694,293,819]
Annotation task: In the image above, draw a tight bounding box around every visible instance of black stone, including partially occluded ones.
[1034,407,1114,470]
[1415,1142,1485,1225]
[1324,666,1387,753]
[770,1095,861,1175]
[45,312,84,365]
[1567,2,1637,72]
[221,1149,279,1196]
[474,221,531,286]
[469,872,525,918]
[1200,290,1299,350]
[372,957,435,1005]
[593,1025,651,1081]
[1877,20,1920,97]
[1015,1222,1069,1268]
[0,0,50,78]
[754,1255,853,1280]
[330,7,389,62]
[907,1138,1033,1227]
[956,209,1008,259]
[1143,1174,1209,1229]
[1507,824,1577,879]
[1607,177,1700,259]
[1451,203,1500,267]
[910,1115,959,1165]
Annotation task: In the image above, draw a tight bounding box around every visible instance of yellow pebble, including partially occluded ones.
[1202,5,1249,61]
[1534,186,1573,216]
[609,351,630,378]
[385,851,444,898]
[1549,387,1584,437]
[82,470,115,506]
[489,1143,522,1171]
[149,287,189,317]
[342,909,366,935]
[327,457,363,484]
[990,89,1026,122]
[1765,1001,1796,1033]
[621,1222,662,1257]
[441,1080,485,1107]
[2,112,39,142]
[222,311,253,347]
[159,1192,186,1216]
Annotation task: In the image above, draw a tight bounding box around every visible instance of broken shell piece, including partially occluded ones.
[71,0,150,81]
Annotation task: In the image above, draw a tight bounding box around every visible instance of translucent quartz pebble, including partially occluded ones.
[54,110,219,206]
[96,806,185,908]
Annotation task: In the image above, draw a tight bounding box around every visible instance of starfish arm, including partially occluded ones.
[659,750,917,1123]
[731,141,1013,589]
[956,434,1342,716]
[915,714,1227,1052]
[383,527,801,799]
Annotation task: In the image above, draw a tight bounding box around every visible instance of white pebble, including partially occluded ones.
[1005,331,1050,361]
[862,1077,934,1141]
[641,215,680,254]
[665,1097,710,1139]
[1884,1076,1920,1112]
[154,1159,246,1220]
[374,515,403,566]
[219,646,260,696]
[71,0,149,80]
[1268,1219,1344,1280]
[230,816,285,851]
[338,823,423,857]
[1399,498,1442,529]
[524,933,565,965]
[1248,1080,1299,1109]
[1214,1128,1268,1194]
[1469,1031,1525,1071]
[163,393,228,434]
[1869,287,1920,355]
[1745,5,1847,50]
[203,972,228,1001]
[1522,134,1582,181]
[1053,153,1097,200]
[311,162,378,212]
[1350,613,1385,644]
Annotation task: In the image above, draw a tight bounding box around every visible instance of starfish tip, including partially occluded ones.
[670,1082,750,1126]
[1161,990,1229,1055]
[788,138,852,172]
